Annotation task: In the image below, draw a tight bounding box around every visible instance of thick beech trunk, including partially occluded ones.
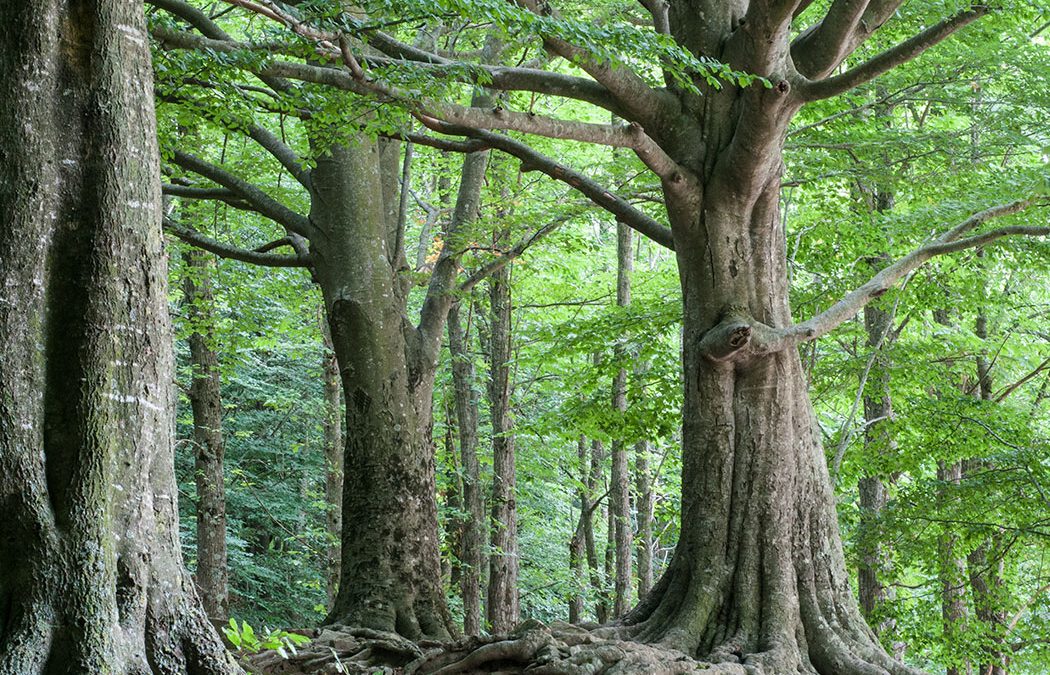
[620,78,918,670]
[0,0,238,670]
[321,322,343,608]
[312,140,453,639]
[610,221,634,617]
[486,246,520,632]
[184,249,231,623]
[448,300,485,635]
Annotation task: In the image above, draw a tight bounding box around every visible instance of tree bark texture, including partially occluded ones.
[937,461,969,675]
[448,300,485,636]
[0,0,238,671]
[589,438,610,625]
[183,249,231,623]
[610,221,634,618]
[321,321,343,609]
[486,235,520,633]
[312,140,453,639]
[634,438,655,600]
[569,436,589,623]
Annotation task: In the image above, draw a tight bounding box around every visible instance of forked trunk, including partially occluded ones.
[311,142,452,639]
[0,0,237,670]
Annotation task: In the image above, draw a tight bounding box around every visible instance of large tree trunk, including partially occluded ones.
[448,299,485,635]
[621,107,917,670]
[0,0,238,671]
[183,249,231,623]
[486,237,520,632]
[610,221,634,617]
[312,140,453,640]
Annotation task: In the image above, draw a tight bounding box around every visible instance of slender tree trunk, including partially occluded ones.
[321,321,343,608]
[634,438,655,599]
[0,0,238,670]
[937,460,970,675]
[448,299,485,635]
[486,235,520,632]
[183,249,231,624]
[610,222,634,617]
[589,438,610,625]
[443,407,462,587]
[967,301,1008,675]
[569,436,589,623]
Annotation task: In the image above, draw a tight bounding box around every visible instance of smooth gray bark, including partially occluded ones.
[321,321,343,608]
[0,0,238,670]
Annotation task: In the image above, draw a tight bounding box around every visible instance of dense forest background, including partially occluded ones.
[150,1,1050,673]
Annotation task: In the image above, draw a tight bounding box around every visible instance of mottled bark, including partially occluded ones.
[589,438,610,625]
[183,249,230,623]
[569,436,588,623]
[486,238,520,632]
[0,0,238,670]
[321,321,343,608]
[610,221,634,617]
[313,140,453,640]
[616,33,918,665]
[448,300,484,635]
[634,438,655,599]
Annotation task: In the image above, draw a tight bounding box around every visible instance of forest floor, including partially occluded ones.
[246,620,720,674]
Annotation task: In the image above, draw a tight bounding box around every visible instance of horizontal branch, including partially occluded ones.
[164,218,311,267]
[778,200,1043,344]
[699,200,1047,361]
[798,6,989,101]
[169,150,312,237]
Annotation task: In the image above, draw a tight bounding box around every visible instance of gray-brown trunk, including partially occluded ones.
[448,300,485,635]
[0,0,238,670]
[183,249,230,623]
[312,140,452,639]
[610,222,634,617]
[321,321,343,609]
[634,439,655,599]
[486,245,520,632]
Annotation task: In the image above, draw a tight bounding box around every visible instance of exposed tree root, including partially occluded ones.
[244,620,830,675]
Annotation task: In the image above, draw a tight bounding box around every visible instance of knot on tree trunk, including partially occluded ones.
[698,314,755,362]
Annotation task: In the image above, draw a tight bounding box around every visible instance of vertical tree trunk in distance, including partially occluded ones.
[569,436,589,623]
[486,231,521,632]
[184,248,231,624]
[0,0,238,671]
[321,320,343,608]
[634,438,655,599]
[589,437,610,625]
[610,221,635,617]
[937,460,969,675]
[448,299,485,635]
[967,301,1008,675]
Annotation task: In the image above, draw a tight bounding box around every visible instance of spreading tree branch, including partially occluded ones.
[699,200,1048,361]
[798,5,990,101]
[169,150,312,237]
[421,121,675,250]
[164,218,311,267]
